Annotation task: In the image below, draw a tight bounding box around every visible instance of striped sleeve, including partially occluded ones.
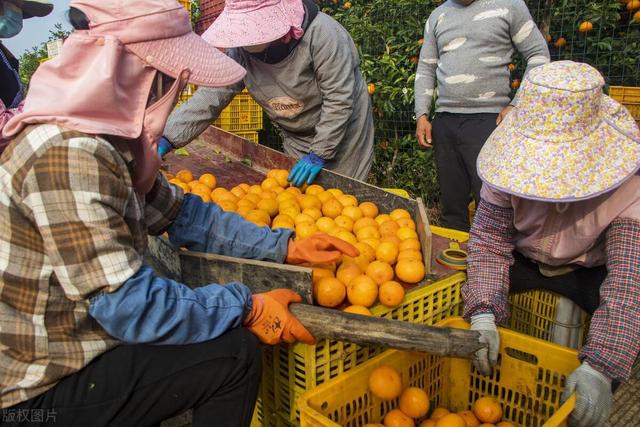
[462,199,516,323]
[580,218,640,381]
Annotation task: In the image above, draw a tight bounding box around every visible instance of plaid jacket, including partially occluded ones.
[0,124,182,408]
[463,199,640,381]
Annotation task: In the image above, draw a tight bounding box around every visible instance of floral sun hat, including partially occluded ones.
[477,60,640,202]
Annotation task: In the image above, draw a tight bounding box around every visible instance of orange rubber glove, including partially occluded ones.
[286,233,359,265]
[244,289,316,345]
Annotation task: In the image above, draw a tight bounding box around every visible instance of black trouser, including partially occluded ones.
[432,112,499,232]
[2,328,261,427]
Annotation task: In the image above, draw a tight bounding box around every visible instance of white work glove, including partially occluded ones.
[470,313,499,376]
[561,361,612,427]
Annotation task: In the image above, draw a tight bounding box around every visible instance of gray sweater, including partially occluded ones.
[414,0,550,118]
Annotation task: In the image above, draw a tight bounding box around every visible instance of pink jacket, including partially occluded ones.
[481,174,640,268]
[0,98,23,152]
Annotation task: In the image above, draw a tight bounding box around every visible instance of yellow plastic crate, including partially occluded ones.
[298,317,580,427]
[383,188,410,198]
[233,131,259,144]
[267,273,466,424]
[609,86,640,124]
[430,225,469,243]
[214,90,263,132]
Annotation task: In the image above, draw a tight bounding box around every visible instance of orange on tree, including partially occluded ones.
[554,36,567,48]
[366,260,395,285]
[395,259,426,283]
[384,409,414,427]
[635,10,640,23]
[435,413,466,427]
[379,280,405,308]
[430,408,450,420]
[418,38,424,45]
[343,305,372,316]
[458,410,480,427]
[510,79,520,89]
[472,397,503,424]
[578,21,593,32]
[368,365,402,400]
[376,241,399,264]
[343,1,352,9]
[367,83,376,95]
[507,63,516,72]
[399,387,430,418]
[314,277,346,307]
[627,0,640,10]
[347,275,378,307]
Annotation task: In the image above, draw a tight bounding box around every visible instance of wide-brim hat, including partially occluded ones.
[71,0,246,87]
[23,0,54,19]
[202,0,304,48]
[477,61,640,202]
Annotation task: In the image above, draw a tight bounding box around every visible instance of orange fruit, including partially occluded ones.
[478,425,496,427]
[191,187,212,202]
[376,241,399,264]
[397,227,419,241]
[237,205,253,218]
[294,213,316,225]
[335,215,355,231]
[303,208,323,221]
[384,409,414,427]
[327,188,344,198]
[258,191,277,200]
[270,169,290,187]
[396,217,416,230]
[322,199,343,219]
[312,267,334,284]
[356,226,381,241]
[243,193,261,205]
[175,169,194,183]
[347,275,378,307]
[354,242,376,262]
[360,238,381,251]
[257,199,279,217]
[245,209,271,227]
[359,201,379,218]
[496,423,514,427]
[315,277,346,307]
[375,214,393,225]
[554,36,567,48]
[163,172,175,180]
[419,421,437,427]
[316,217,336,233]
[277,191,296,203]
[210,188,229,202]
[395,259,425,284]
[381,235,402,247]
[435,414,466,427]
[390,208,411,221]
[628,0,640,10]
[364,424,384,427]
[237,198,256,209]
[198,173,217,190]
[281,205,301,219]
[342,205,364,222]
[635,10,640,23]
[379,281,405,308]
[458,410,480,427]
[296,222,319,239]
[317,190,336,203]
[248,184,263,194]
[397,250,423,262]
[336,230,358,246]
[344,254,371,272]
[399,239,421,251]
[217,200,237,212]
[343,305,372,316]
[338,194,358,207]
[354,217,378,233]
[379,220,400,237]
[305,184,325,195]
[169,179,190,192]
[367,83,376,96]
[431,408,450,420]
[368,365,402,400]
[286,186,303,196]
[272,214,295,230]
[261,177,280,191]
[366,261,395,285]
[300,194,322,210]
[217,192,239,204]
[336,262,363,286]
[399,387,430,418]
[472,397,502,424]
[189,181,210,193]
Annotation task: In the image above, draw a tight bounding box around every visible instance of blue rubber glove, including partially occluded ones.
[288,153,326,187]
[158,136,174,158]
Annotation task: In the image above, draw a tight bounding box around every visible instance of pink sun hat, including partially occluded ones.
[477,61,640,202]
[202,0,305,48]
[72,0,246,87]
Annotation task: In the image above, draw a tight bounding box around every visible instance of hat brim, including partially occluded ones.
[202,4,291,48]
[23,1,54,19]
[127,31,246,88]
[477,95,640,202]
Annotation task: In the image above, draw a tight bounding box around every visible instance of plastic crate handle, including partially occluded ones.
[544,394,576,426]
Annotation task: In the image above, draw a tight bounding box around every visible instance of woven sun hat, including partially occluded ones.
[477,60,640,202]
[202,0,304,48]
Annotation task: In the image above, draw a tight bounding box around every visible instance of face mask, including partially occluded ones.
[243,42,271,53]
[0,2,23,38]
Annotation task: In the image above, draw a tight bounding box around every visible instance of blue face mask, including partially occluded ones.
[0,2,23,38]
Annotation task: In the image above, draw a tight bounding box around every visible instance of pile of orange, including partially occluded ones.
[164,168,427,312]
[364,366,513,427]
